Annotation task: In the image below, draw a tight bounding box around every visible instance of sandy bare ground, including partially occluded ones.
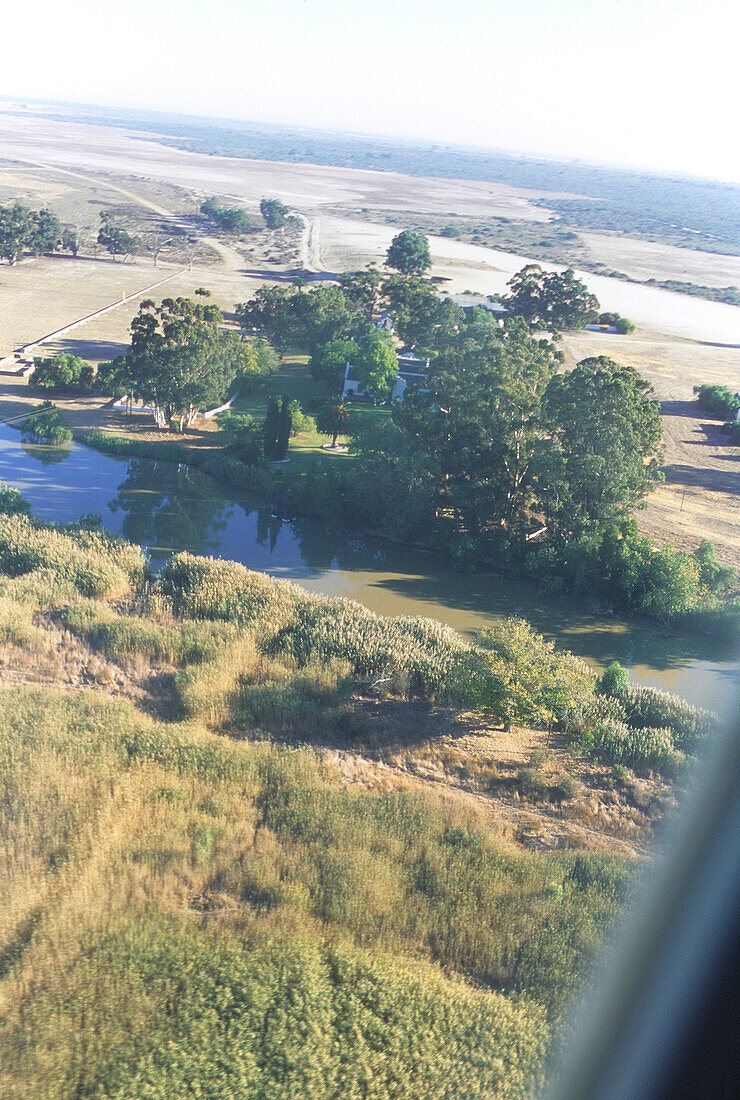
[1,110,739,341]
[0,108,553,222]
[581,233,740,288]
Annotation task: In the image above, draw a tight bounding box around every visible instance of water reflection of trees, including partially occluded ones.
[21,442,72,467]
[255,508,283,554]
[107,460,230,556]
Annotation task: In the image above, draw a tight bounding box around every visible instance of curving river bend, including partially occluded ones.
[0,424,737,720]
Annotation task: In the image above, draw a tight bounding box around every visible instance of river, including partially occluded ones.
[0,424,737,719]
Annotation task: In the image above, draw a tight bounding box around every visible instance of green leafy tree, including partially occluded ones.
[477,617,595,730]
[0,481,31,516]
[541,357,664,536]
[693,540,736,594]
[599,312,635,334]
[98,213,140,261]
[277,395,292,460]
[0,202,62,263]
[598,661,629,697]
[200,197,251,234]
[263,397,281,459]
[382,276,439,345]
[217,412,263,464]
[338,268,384,320]
[309,338,359,393]
[260,198,289,229]
[27,209,62,256]
[317,400,351,448]
[21,402,72,446]
[386,230,431,276]
[395,316,562,536]
[0,203,30,263]
[354,329,398,401]
[61,225,85,256]
[31,352,93,392]
[121,296,249,429]
[505,264,599,330]
[236,285,357,353]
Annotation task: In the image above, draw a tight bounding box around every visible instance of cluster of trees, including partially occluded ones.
[504,264,600,330]
[20,402,72,446]
[260,197,289,229]
[200,197,252,234]
[97,212,141,261]
[0,202,81,264]
[279,280,698,613]
[30,353,93,393]
[99,296,263,430]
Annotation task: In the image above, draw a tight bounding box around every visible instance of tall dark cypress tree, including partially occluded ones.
[276,395,292,461]
[263,396,280,459]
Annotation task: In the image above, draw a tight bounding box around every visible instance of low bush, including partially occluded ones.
[477,618,596,729]
[694,383,740,420]
[585,717,684,776]
[0,481,30,517]
[620,684,718,752]
[159,553,300,629]
[62,602,239,668]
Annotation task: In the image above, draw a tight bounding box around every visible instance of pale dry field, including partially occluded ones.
[581,232,740,287]
[0,108,554,221]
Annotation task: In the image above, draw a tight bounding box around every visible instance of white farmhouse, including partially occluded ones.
[342,345,430,403]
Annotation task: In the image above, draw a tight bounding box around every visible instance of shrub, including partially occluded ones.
[694,383,740,420]
[158,554,300,629]
[30,352,93,392]
[587,717,684,776]
[0,481,30,517]
[552,774,578,802]
[693,540,736,594]
[288,399,317,436]
[620,684,718,751]
[62,602,239,668]
[598,661,629,697]
[517,766,548,799]
[477,618,596,729]
[0,515,144,599]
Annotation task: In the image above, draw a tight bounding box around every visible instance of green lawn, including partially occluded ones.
[232,354,390,478]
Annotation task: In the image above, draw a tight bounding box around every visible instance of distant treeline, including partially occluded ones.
[24,102,740,255]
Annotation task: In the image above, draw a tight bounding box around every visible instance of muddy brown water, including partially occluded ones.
[0,424,736,720]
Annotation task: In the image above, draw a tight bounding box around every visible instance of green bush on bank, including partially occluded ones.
[0,481,31,517]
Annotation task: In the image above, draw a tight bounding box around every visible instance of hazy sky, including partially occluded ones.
[3,0,738,182]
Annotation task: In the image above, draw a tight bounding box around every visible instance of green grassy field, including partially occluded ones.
[233,354,391,478]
